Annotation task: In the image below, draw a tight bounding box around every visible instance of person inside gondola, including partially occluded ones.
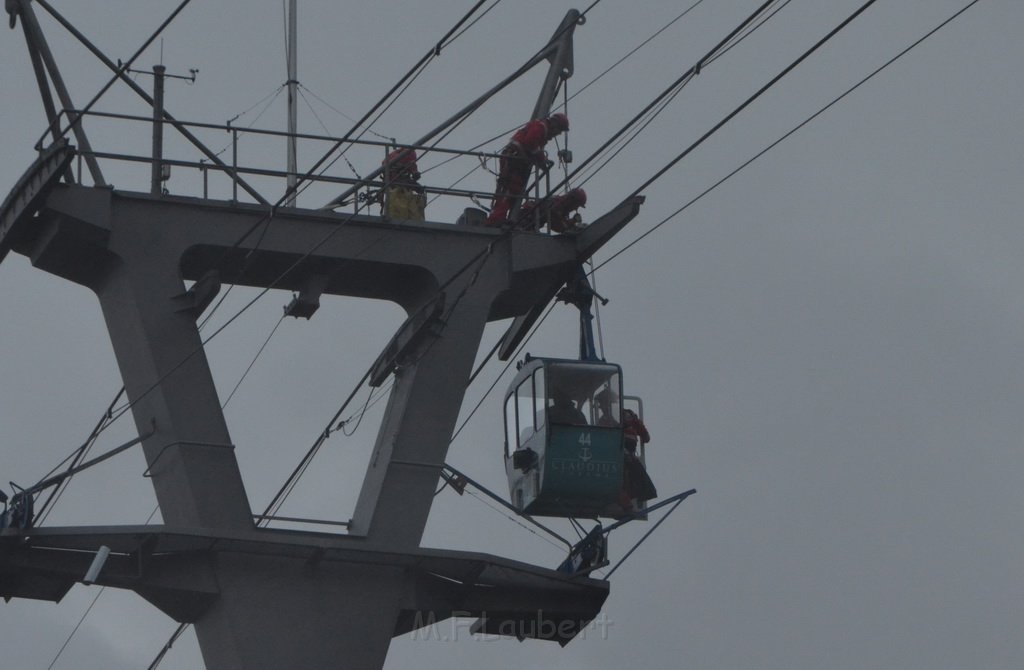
[547,385,587,425]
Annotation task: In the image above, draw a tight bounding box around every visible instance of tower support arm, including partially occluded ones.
[351,257,503,546]
[12,0,105,185]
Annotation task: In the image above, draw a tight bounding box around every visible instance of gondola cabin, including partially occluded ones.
[504,356,638,519]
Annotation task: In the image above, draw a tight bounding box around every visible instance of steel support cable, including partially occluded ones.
[556,6,751,190]
[570,72,695,189]
[603,493,692,579]
[259,363,374,522]
[288,0,496,201]
[33,387,125,525]
[542,0,779,201]
[442,463,572,550]
[339,384,388,438]
[148,624,188,670]
[625,0,882,202]
[211,84,288,158]
[570,0,800,186]
[570,0,793,180]
[46,586,103,670]
[568,0,708,104]
[46,505,162,670]
[594,0,981,274]
[297,83,394,141]
[295,88,373,182]
[221,313,287,410]
[464,487,570,553]
[703,0,794,69]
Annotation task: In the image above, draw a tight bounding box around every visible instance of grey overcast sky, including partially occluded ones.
[2,1,1022,668]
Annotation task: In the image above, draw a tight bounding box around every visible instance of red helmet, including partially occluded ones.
[546,112,569,134]
[569,187,586,207]
[383,148,419,178]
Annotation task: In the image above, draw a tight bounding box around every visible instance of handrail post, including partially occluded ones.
[231,127,239,202]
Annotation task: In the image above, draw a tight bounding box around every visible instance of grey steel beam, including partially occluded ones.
[1,525,609,666]
[530,9,581,120]
[31,0,272,206]
[0,140,74,264]
[12,0,105,186]
[19,13,67,163]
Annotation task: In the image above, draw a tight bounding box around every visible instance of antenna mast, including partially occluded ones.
[285,0,298,206]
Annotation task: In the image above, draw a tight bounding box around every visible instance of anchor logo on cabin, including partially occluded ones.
[578,446,593,462]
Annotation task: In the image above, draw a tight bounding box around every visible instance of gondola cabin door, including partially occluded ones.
[504,357,625,518]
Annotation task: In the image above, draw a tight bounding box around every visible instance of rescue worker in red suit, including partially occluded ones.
[596,389,657,514]
[519,188,587,233]
[486,113,570,225]
[620,405,657,511]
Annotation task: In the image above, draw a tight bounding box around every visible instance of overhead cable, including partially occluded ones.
[596,0,982,272]
[546,0,780,199]
[626,0,882,200]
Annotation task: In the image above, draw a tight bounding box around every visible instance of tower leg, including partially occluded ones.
[95,227,252,530]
